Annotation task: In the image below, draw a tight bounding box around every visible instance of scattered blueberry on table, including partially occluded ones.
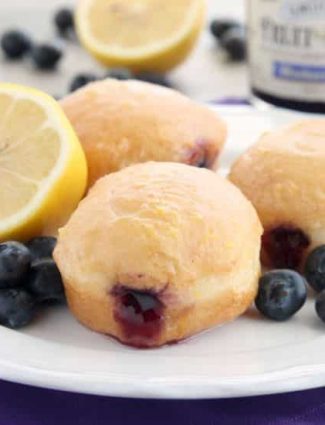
[255,269,307,321]
[210,18,246,62]
[69,73,98,92]
[220,27,246,62]
[54,8,74,36]
[31,42,63,70]
[135,71,172,87]
[68,69,173,92]
[304,245,325,293]
[210,18,241,40]
[0,29,32,59]
[106,67,133,81]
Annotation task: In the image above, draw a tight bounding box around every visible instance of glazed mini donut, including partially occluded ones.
[60,79,227,188]
[229,119,325,270]
[54,162,262,348]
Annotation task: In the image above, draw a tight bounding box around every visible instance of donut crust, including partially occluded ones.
[54,162,262,347]
[61,79,227,188]
[230,120,325,262]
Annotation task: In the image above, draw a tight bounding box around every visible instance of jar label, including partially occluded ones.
[280,0,325,20]
[248,0,325,102]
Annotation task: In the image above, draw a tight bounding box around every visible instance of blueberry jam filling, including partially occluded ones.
[186,139,216,169]
[112,286,164,347]
[262,225,310,269]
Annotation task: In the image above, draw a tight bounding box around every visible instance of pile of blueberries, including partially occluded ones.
[255,246,325,323]
[0,7,172,97]
[209,18,247,62]
[0,238,64,329]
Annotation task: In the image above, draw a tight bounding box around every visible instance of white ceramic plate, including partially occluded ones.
[1,106,324,399]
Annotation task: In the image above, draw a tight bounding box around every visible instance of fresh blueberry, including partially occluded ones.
[54,8,74,35]
[26,259,65,303]
[106,68,133,81]
[25,237,57,262]
[220,27,247,62]
[0,242,31,288]
[135,72,172,87]
[31,43,63,70]
[0,288,35,329]
[210,19,241,40]
[315,290,325,323]
[255,270,307,321]
[304,245,325,292]
[1,30,32,59]
[69,73,98,92]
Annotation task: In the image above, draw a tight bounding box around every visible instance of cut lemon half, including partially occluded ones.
[0,83,87,242]
[76,0,206,72]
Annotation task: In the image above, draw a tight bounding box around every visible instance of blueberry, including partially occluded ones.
[26,259,65,303]
[25,237,57,262]
[69,73,98,92]
[220,27,247,62]
[1,30,32,59]
[255,270,307,321]
[106,68,133,81]
[0,288,35,329]
[210,19,241,40]
[304,245,325,292]
[54,8,74,35]
[315,290,325,323]
[31,43,63,70]
[135,72,171,87]
[0,242,31,288]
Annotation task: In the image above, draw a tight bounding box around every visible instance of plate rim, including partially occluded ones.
[1,357,325,399]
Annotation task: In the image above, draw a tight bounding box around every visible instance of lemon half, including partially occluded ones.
[76,0,206,71]
[0,83,87,242]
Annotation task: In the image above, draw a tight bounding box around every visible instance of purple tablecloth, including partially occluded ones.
[0,379,324,425]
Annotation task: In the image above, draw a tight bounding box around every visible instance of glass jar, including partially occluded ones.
[247,0,325,113]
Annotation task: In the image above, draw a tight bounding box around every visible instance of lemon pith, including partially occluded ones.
[0,83,87,242]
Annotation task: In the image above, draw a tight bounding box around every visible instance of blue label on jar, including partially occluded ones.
[273,61,325,82]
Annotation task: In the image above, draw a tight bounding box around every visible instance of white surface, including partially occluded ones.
[0,0,248,101]
[0,106,324,400]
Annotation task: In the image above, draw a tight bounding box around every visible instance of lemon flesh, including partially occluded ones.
[0,83,87,242]
[76,0,206,71]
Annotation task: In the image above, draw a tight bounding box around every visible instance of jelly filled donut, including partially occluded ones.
[54,162,262,348]
[230,119,325,270]
[60,79,227,188]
